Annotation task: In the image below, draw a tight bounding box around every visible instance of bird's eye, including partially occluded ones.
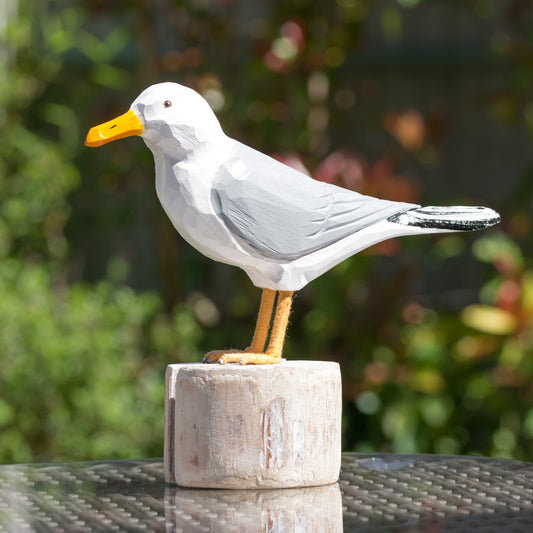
[163,100,172,108]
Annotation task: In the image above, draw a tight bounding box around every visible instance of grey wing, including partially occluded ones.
[212,142,418,262]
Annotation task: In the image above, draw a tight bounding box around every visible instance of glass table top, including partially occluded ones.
[1,453,533,532]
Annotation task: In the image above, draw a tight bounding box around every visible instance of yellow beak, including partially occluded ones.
[85,109,143,147]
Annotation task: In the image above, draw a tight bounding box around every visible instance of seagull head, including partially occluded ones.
[85,82,224,159]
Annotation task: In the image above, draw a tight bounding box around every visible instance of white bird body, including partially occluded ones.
[86,82,500,363]
[125,83,498,290]
[147,131,424,290]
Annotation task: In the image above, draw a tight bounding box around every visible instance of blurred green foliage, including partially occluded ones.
[1,0,533,463]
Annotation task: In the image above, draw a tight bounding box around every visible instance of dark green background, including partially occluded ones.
[1,0,532,464]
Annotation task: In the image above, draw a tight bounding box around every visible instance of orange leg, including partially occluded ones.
[264,290,293,358]
[203,289,293,365]
[247,288,276,353]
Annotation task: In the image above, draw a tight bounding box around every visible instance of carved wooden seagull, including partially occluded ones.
[85,82,500,365]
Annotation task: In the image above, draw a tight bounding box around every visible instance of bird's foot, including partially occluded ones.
[219,352,284,365]
[203,349,284,365]
[202,349,240,364]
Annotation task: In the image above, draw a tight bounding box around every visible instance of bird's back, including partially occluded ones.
[212,141,418,262]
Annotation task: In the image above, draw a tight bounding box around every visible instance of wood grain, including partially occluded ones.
[164,361,342,488]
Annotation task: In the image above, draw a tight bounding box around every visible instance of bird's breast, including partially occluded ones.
[154,158,247,265]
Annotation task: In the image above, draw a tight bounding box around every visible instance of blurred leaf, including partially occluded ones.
[381,5,402,42]
[521,270,533,313]
[461,305,517,335]
[77,28,129,64]
[499,338,524,368]
[431,235,466,259]
[411,369,446,394]
[90,64,130,89]
[472,233,523,274]
[523,409,533,439]
[419,396,454,428]
[356,391,381,415]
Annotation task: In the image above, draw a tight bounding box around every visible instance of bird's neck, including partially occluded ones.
[149,134,232,193]
[145,130,228,167]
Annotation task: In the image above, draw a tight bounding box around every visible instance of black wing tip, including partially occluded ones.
[388,206,501,231]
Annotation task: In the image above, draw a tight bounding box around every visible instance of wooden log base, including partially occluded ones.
[164,361,342,488]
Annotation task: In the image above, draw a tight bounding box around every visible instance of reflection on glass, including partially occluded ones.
[165,482,342,532]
